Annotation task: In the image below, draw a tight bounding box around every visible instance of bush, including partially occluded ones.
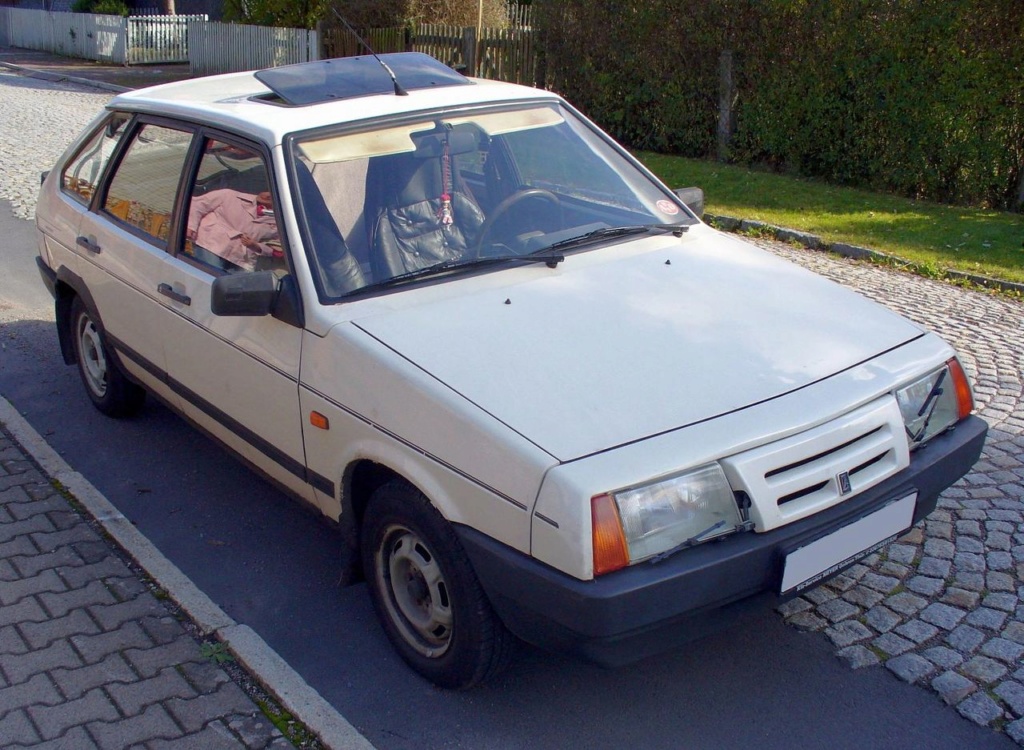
[71,0,131,15]
[534,0,1024,211]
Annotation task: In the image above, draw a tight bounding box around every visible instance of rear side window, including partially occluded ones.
[104,123,193,245]
[61,115,128,206]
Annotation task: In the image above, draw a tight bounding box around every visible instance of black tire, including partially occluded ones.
[70,296,145,418]
[361,481,514,689]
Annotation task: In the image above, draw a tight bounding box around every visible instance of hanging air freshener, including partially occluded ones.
[437,135,455,230]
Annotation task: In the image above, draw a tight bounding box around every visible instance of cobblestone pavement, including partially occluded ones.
[759,240,1024,741]
[0,427,294,749]
[2,59,1024,743]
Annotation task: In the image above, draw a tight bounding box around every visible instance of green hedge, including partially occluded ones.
[535,0,1024,211]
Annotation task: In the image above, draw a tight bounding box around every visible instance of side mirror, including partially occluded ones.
[673,186,705,220]
[211,271,278,316]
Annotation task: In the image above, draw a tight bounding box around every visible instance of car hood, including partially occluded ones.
[352,231,923,462]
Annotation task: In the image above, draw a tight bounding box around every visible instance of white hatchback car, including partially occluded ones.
[35,53,986,688]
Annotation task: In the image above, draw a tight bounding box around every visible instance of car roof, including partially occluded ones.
[108,53,561,147]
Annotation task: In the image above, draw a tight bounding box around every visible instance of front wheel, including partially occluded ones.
[70,296,145,417]
[361,481,513,689]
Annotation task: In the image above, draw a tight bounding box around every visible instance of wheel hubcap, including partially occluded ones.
[376,526,453,658]
[78,316,108,398]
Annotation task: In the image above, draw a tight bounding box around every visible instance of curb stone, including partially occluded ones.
[0,397,376,750]
[705,212,1024,296]
[0,60,130,94]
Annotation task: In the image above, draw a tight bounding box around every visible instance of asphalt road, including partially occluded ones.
[0,197,1012,749]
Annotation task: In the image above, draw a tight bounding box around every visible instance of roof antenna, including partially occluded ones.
[332,10,408,96]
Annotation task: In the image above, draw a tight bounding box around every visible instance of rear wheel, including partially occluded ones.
[361,481,513,689]
[70,296,145,417]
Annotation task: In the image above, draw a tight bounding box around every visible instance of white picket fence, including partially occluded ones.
[0,8,206,65]
[188,22,319,76]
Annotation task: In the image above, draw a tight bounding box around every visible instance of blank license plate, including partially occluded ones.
[781,493,917,596]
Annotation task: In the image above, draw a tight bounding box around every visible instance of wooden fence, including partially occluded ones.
[0,8,205,65]
[320,23,539,86]
[188,22,319,76]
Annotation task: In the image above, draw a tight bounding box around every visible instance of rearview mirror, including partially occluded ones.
[673,186,704,220]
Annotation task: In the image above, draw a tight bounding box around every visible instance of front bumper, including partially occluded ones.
[456,414,987,667]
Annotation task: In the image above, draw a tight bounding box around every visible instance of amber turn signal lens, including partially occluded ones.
[947,358,974,420]
[591,493,630,576]
[309,411,330,430]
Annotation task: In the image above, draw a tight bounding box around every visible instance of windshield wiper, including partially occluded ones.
[540,223,689,255]
[348,252,565,296]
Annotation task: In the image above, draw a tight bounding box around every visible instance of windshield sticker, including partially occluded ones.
[656,199,679,215]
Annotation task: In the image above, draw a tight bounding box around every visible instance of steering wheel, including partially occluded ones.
[474,188,562,257]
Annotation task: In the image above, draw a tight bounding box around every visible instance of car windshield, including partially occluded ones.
[288,102,693,301]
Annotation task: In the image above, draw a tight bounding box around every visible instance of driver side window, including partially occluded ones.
[181,139,281,274]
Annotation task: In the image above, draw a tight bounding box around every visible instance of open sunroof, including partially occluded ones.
[254,52,473,106]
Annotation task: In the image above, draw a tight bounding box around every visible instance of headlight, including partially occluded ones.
[895,358,974,449]
[591,463,743,575]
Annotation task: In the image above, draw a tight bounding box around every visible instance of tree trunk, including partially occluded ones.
[160,1,177,15]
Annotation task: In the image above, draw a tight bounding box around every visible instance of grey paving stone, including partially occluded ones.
[885,591,928,616]
[922,645,964,669]
[982,637,1024,664]
[147,721,247,750]
[886,653,936,684]
[20,608,100,649]
[776,597,811,617]
[956,519,982,536]
[874,632,914,657]
[72,621,153,665]
[919,602,967,630]
[108,666,197,716]
[989,551,1015,571]
[953,552,986,573]
[0,623,28,656]
[946,624,986,653]
[918,556,952,578]
[0,534,38,562]
[894,619,939,644]
[984,592,1019,612]
[818,597,859,623]
[996,681,1024,717]
[924,538,955,559]
[1003,621,1024,645]
[785,612,827,632]
[988,531,1014,550]
[59,557,130,589]
[29,686,119,740]
[228,713,285,748]
[962,655,1010,684]
[931,670,976,705]
[957,537,986,554]
[50,653,138,700]
[886,543,917,565]
[878,561,910,578]
[0,672,61,715]
[165,681,256,733]
[38,579,117,618]
[860,602,901,631]
[105,576,149,603]
[140,615,189,647]
[0,568,66,606]
[988,571,1016,592]
[2,638,82,683]
[0,513,55,544]
[953,572,986,591]
[1007,717,1024,744]
[803,587,837,605]
[967,607,1008,631]
[941,587,980,609]
[836,644,879,669]
[30,524,98,553]
[9,545,83,578]
[89,596,168,632]
[124,636,204,678]
[88,702,183,749]
[179,661,231,693]
[905,576,945,597]
[843,585,884,609]
[826,620,873,648]
[0,708,40,745]
[957,692,1005,727]
[861,572,901,593]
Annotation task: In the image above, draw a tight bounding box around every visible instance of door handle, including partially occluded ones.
[157,283,191,306]
[76,235,101,254]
